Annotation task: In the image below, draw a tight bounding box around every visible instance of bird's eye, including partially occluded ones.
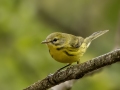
[53,38,58,42]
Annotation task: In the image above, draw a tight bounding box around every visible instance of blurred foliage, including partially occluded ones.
[0,0,120,90]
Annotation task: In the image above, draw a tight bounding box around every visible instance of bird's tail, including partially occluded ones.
[84,30,109,47]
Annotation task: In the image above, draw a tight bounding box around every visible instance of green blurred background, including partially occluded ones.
[0,0,120,90]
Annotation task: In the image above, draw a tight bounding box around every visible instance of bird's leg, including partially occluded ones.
[77,60,80,64]
[57,64,71,71]
[56,60,80,72]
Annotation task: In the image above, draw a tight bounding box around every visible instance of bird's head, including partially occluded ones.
[41,32,67,47]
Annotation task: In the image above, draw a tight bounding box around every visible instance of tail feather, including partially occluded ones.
[84,30,109,47]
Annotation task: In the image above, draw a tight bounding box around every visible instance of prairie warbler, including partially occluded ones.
[42,30,109,70]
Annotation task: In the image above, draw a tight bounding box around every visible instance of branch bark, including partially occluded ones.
[24,49,120,90]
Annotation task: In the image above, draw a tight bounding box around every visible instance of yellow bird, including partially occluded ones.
[41,30,109,70]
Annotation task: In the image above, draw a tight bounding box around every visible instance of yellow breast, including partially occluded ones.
[47,42,87,64]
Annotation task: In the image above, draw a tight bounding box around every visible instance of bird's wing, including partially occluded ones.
[60,36,84,56]
[69,36,84,48]
[56,35,84,53]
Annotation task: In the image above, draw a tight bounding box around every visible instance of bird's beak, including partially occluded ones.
[41,40,49,44]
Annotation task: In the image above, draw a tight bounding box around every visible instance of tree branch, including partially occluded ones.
[24,49,120,90]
